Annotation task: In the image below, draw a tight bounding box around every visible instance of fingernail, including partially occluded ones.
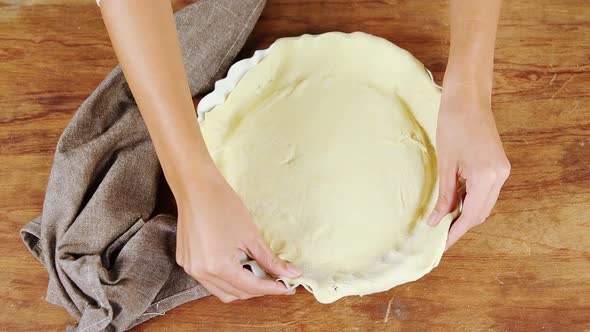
[286,264,301,277]
[287,288,296,295]
[427,211,440,226]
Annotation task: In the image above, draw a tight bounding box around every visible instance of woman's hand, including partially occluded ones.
[175,168,301,303]
[100,0,298,302]
[427,80,510,250]
[428,0,507,249]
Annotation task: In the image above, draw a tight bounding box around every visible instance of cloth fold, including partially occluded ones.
[20,0,266,330]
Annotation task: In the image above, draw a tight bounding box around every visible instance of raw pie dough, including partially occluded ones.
[198,32,455,303]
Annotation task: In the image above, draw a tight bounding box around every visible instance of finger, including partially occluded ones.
[215,254,292,298]
[428,164,459,226]
[247,237,301,279]
[445,176,494,250]
[481,164,510,219]
[199,279,238,303]
[480,180,504,222]
[212,276,255,301]
[233,268,295,296]
[452,164,510,250]
[203,262,256,300]
[445,215,473,250]
[448,179,504,252]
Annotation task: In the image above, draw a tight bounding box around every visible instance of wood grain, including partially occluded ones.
[1,0,589,331]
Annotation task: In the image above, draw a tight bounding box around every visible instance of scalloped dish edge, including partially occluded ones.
[197,33,441,122]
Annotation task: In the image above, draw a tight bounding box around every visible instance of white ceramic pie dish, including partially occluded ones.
[196,32,457,301]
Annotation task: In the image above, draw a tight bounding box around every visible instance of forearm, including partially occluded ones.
[100,0,216,199]
[446,0,502,97]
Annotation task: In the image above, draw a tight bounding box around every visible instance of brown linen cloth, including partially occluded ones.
[20,0,266,330]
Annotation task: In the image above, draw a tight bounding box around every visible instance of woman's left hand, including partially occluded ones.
[427,79,511,250]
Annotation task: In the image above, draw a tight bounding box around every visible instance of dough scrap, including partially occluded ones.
[199,32,455,303]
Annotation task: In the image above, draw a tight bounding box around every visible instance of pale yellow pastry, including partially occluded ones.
[198,32,455,303]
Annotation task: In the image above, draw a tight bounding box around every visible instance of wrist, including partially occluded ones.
[441,75,493,112]
[445,60,493,87]
[445,43,495,94]
[150,117,224,204]
[442,62,494,104]
[167,159,224,203]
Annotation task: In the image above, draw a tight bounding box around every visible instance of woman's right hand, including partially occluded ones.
[175,168,301,303]
[100,0,298,303]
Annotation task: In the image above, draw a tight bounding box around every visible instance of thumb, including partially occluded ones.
[427,165,458,226]
[247,236,301,279]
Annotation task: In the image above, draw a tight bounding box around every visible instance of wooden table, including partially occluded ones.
[2,0,589,330]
